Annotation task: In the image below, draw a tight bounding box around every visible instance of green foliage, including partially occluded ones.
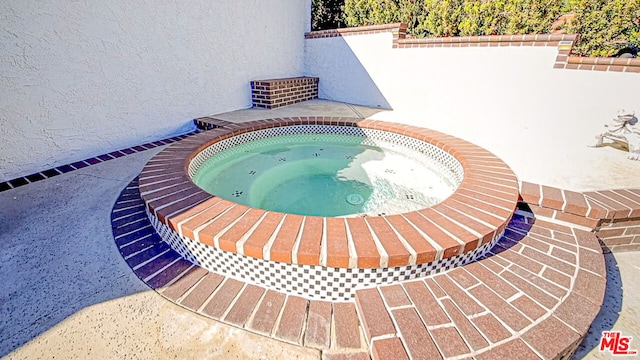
[561,0,574,14]
[343,0,400,26]
[456,0,562,36]
[343,0,561,37]
[343,0,429,37]
[459,0,508,36]
[421,0,465,37]
[312,0,346,30]
[565,0,640,56]
[333,0,640,56]
[504,0,562,34]
[397,0,430,35]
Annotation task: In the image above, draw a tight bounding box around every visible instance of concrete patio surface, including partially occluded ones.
[0,148,318,360]
[574,252,640,359]
[212,100,640,192]
[1,100,638,359]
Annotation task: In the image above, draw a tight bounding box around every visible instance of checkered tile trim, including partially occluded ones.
[148,209,502,302]
[188,125,464,189]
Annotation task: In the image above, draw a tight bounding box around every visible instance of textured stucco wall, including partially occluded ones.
[0,0,310,181]
[305,33,640,188]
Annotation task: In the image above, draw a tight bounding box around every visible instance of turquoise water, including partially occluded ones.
[193,134,455,217]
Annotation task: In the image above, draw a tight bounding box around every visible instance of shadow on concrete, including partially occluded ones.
[571,252,623,359]
[0,153,155,357]
[598,141,630,153]
[0,99,394,357]
[481,209,534,258]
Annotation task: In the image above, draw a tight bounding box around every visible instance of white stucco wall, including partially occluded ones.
[0,0,310,181]
[305,33,640,190]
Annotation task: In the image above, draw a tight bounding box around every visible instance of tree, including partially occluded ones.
[312,0,346,30]
[565,0,640,56]
[504,0,562,34]
[329,0,640,55]
[459,0,509,36]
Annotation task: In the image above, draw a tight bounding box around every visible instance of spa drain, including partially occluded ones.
[346,193,364,205]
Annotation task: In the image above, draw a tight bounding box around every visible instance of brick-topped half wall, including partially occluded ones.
[519,182,640,252]
[305,23,640,73]
[597,218,640,252]
[251,77,319,109]
[305,23,408,47]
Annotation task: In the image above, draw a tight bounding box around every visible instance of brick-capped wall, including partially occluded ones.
[305,23,640,73]
[519,181,640,253]
[597,218,640,252]
[251,77,319,109]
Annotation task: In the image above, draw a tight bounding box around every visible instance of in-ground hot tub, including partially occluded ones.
[190,126,462,217]
[140,117,519,301]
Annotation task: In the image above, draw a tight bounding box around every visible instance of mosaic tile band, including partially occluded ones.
[188,125,464,188]
[148,209,503,302]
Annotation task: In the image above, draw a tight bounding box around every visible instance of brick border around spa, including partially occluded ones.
[138,117,520,270]
[113,178,606,359]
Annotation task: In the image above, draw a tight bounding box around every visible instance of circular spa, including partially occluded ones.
[191,128,461,217]
[139,117,519,301]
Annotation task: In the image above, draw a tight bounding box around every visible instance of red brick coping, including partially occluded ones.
[139,117,519,268]
[117,181,605,359]
[305,23,640,74]
[354,214,604,360]
[520,181,640,252]
[154,213,604,359]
